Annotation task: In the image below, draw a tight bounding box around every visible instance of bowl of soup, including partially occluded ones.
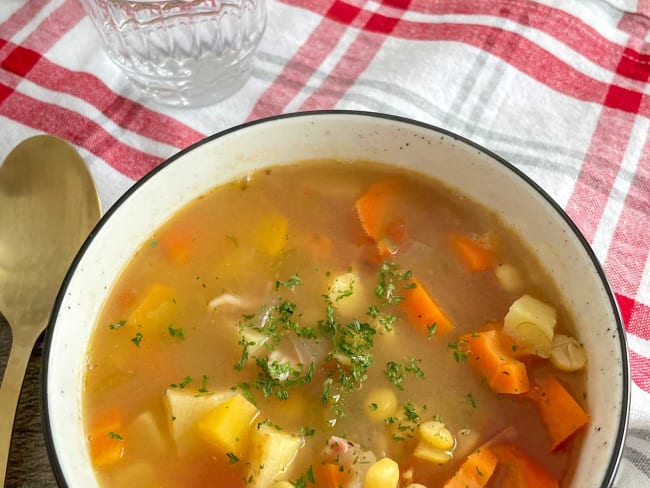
[42,111,629,487]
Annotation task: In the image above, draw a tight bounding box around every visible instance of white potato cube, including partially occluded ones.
[247,425,303,488]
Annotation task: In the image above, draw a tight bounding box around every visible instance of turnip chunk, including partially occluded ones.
[550,334,587,372]
[328,271,367,318]
[247,424,303,488]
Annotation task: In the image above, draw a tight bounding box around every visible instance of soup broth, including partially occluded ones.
[84,161,588,487]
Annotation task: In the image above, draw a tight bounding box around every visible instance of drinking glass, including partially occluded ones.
[79,0,266,107]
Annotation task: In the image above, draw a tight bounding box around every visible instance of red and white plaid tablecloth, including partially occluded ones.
[1,0,650,485]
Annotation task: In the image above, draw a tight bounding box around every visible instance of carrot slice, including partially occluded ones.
[451,234,495,271]
[459,330,530,394]
[401,277,453,335]
[355,180,399,241]
[159,226,195,264]
[443,446,498,488]
[529,375,589,450]
[88,409,125,469]
[317,463,349,488]
[491,444,559,488]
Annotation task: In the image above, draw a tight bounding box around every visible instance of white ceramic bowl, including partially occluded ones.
[42,111,629,487]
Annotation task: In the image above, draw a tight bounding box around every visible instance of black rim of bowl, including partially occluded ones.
[40,109,630,488]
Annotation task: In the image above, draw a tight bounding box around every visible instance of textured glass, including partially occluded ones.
[80,0,266,107]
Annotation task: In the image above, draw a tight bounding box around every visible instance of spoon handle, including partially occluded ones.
[0,334,36,487]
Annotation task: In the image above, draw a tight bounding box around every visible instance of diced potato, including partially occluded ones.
[128,284,176,331]
[197,393,259,456]
[164,388,235,448]
[328,271,366,318]
[111,462,160,488]
[255,211,288,257]
[413,442,452,465]
[503,295,556,357]
[247,424,304,488]
[550,334,587,372]
[364,457,400,488]
[365,387,398,421]
[418,421,454,451]
[127,410,170,459]
[495,263,523,293]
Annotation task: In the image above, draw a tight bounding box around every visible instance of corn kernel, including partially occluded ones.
[418,421,454,450]
[364,457,399,488]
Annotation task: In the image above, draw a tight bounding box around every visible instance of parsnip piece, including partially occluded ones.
[550,334,587,372]
[503,295,556,357]
[413,442,452,465]
[418,421,454,450]
[163,388,235,448]
[247,425,303,488]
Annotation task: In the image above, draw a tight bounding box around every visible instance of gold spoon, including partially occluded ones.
[0,135,101,485]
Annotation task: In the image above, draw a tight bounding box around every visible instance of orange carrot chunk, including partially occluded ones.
[401,277,453,335]
[491,444,559,488]
[459,330,530,394]
[443,446,498,488]
[317,463,349,488]
[451,234,495,271]
[530,374,589,450]
[88,409,125,469]
[355,180,399,241]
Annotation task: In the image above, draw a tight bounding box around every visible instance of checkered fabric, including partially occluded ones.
[1,0,649,485]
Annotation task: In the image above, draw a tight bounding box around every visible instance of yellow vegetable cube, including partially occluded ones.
[197,393,259,456]
[255,211,288,257]
[418,421,454,450]
[128,284,176,331]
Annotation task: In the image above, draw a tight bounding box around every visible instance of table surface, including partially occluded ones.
[3,0,650,487]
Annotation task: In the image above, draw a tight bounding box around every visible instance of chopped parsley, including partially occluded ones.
[107,431,123,440]
[467,393,477,409]
[275,272,302,291]
[108,320,126,330]
[226,452,239,464]
[170,376,192,389]
[298,426,316,437]
[168,325,185,339]
[198,374,210,393]
[448,340,469,363]
[427,322,438,339]
[384,358,425,390]
[130,332,143,348]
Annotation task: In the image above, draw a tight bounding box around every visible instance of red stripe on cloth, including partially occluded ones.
[0,87,162,180]
[603,148,650,298]
[327,1,361,23]
[1,45,42,77]
[0,82,12,105]
[0,0,49,39]
[300,0,410,111]
[617,48,650,82]
[5,0,205,150]
[616,292,636,328]
[406,0,649,82]
[285,0,648,81]
[21,0,86,53]
[604,85,643,113]
[247,2,363,120]
[565,14,650,242]
[630,349,650,393]
[625,298,650,342]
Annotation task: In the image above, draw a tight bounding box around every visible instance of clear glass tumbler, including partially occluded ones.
[79,0,266,107]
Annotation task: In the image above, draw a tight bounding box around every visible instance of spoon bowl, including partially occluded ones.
[0,135,101,485]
